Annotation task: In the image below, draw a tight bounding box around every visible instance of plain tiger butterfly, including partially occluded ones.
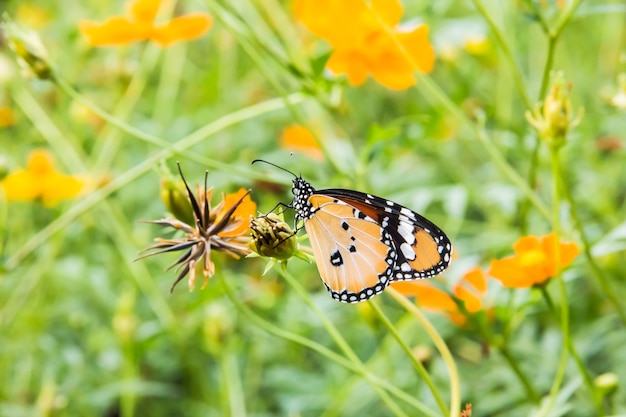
[253,160,452,303]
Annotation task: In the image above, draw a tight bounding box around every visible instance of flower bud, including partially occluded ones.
[4,19,53,80]
[160,177,194,225]
[525,72,582,149]
[249,213,297,260]
[594,372,619,398]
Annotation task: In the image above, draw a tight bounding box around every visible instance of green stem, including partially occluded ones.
[416,74,552,221]
[5,93,309,269]
[282,271,420,417]
[537,146,570,417]
[557,166,626,326]
[498,344,541,402]
[387,288,460,417]
[470,0,533,110]
[219,274,437,417]
[366,9,551,220]
[466,309,539,402]
[369,299,449,416]
[539,287,604,414]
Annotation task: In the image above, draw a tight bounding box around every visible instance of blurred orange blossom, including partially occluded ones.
[294,0,435,90]
[279,124,324,160]
[1,149,84,207]
[79,0,212,47]
[489,233,579,288]
[392,267,489,326]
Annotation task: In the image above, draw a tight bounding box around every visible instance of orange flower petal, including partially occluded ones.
[490,233,579,288]
[1,150,83,206]
[397,25,435,74]
[513,235,542,254]
[294,0,370,48]
[454,285,482,313]
[541,233,579,277]
[370,0,403,27]
[40,173,84,207]
[218,188,256,237]
[463,267,487,294]
[79,17,153,46]
[391,281,457,312]
[0,106,16,128]
[279,125,323,160]
[489,257,535,288]
[128,0,160,23]
[151,13,213,46]
[1,170,41,201]
[327,50,369,86]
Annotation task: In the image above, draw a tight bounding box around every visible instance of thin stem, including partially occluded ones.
[470,0,533,110]
[557,165,626,325]
[5,93,309,269]
[218,275,436,416]
[539,287,603,414]
[538,147,570,417]
[369,299,449,416]
[466,308,540,402]
[498,344,541,402]
[281,271,422,417]
[416,74,552,221]
[364,10,552,220]
[387,288,461,417]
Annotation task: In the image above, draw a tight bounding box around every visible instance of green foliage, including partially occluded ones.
[1,0,626,416]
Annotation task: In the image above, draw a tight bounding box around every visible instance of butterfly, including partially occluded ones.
[253,160,452,303]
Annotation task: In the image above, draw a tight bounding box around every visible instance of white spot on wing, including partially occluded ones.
[400,207,416,219]
[398,222,416,245]
[400,242,416,260]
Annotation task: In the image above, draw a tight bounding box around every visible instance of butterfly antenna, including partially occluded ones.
[251,159,298,179]
[289,152,302,178]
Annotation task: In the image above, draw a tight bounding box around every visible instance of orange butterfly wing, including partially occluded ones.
[304,195,395,303]
[321,189,451,281]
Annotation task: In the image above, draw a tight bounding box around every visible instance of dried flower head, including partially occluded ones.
[138,165,255,292]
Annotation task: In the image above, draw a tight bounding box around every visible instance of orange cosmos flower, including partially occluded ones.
[279,124,324,160]
[1,149,83,207]
[139,166,256,292]
[392,267,488,326]
[489,233,579,288]
[79,0,212,47]
[294,0,435,90]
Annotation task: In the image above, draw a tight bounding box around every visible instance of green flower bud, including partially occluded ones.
[160,177,194,225]
[594,372,619,398]
[525,71,583,149]
[249,213,297,260]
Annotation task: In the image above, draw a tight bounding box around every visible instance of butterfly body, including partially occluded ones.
[291,177,452,303]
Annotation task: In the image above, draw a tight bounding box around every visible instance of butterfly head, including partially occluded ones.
[292,177,316,221]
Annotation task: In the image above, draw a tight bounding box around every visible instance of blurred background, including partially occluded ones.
[1,0,625,416]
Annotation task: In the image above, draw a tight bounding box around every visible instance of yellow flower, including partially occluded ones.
[279,124,323,160]
[0,106,16,128]
[489,233,579,288]
[16,3,52,29]
[139,166,256,292]
[1,149,83,206]
[79,0,213,47]
[294,0,435,90]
